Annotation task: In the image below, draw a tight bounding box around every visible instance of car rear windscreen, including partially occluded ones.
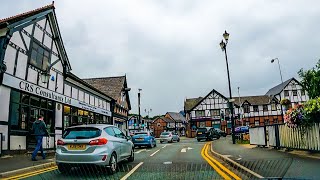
[161,132,170,135]
[63,127,102,139]
[197,128,207,132]
[134,133,148,136]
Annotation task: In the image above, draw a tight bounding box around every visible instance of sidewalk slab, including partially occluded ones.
[0,154,55,175]
[211,137,320,179]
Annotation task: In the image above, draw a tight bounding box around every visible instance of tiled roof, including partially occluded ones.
[166,112,186,123]
[265,78,296,96]
[83,76,126,100]
[0,3,54,25]
[154,116,175,123]
[184,97,203,112]
[235,95,272,106]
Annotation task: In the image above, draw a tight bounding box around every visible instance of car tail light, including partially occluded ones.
[89,138,108,146]
[57,139,65,146]
[102,155,107,161]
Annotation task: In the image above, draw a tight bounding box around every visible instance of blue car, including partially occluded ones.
[132,132,156,148]
[235,126,249,133]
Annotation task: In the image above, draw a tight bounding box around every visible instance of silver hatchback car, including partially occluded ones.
[159,131,180,143]
[56,124,134,174]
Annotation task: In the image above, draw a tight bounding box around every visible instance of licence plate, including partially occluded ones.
[198,132,202,134]
[136,138,144,141]
[68,144,86,150]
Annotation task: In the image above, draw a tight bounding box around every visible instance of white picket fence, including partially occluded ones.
[278,123,320,151]
[250,123,320,151]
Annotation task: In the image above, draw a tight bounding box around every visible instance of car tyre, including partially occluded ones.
[217,136,220,139]
[149,143,154,148]
[177,138,180,142]
[169,139,173,143]
[58,163,71,174]
[197,139,200,142]
[128,149,134,162]
[160,141,163,144]
[107,153,117,175]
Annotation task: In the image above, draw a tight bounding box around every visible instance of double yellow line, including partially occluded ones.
[2,166,58,180]
[201,143,241,180]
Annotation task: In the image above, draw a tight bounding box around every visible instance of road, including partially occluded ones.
[19,138,224,180]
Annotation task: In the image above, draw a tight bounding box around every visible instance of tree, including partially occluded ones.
[298,60,320,99]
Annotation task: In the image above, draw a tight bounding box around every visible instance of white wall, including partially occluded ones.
[10,136,26,150]
[55,103,62,128]
[0,125,8,150]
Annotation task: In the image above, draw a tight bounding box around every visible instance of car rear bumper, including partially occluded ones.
[56,151,111,166]
[160,137,172,142]
[133,141,152,146]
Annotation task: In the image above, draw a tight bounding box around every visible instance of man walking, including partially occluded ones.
[31,115,49,161]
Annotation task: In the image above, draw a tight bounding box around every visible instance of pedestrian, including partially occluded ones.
[31,115,49,161]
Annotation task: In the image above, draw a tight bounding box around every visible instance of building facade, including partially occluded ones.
[184,89,284,137]
[83,76,131,134]
[266,78,309,108]
[0,4,113,153]
[165,112,186,135]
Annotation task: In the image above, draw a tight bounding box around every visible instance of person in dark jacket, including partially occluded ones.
[31,115,49,161]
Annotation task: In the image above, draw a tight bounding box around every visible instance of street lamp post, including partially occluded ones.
[271,58,283,84]
[219,30,236,144]
[138,89,142,131]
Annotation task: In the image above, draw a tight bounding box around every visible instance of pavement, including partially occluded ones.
[0,138,230,180]
[211,136,320,179]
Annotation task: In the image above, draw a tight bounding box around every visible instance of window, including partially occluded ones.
[301,90,305,96]
[245,121,250,126]
[253,105,259,112]
[113,127,125,138]
[243,105,250,113]
[63,127,101,139]
[254,121,260,126]
[271,103,276,111]
[104,127,115,136]
[293,90,297,96]
[264,119,269,125]
[30,42,50,70]
[199,121,206,128]
[284,90,289,97]
[9,90,54,132]
[263,105,268,112]
[210,109,220,117]
[195,110,205,117]
[225,109,230,116]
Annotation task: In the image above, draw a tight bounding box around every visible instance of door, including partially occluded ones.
[113,127,130,159]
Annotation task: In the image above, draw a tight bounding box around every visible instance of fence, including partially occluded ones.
[250,123,320,151]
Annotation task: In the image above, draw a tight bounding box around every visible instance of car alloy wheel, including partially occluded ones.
[107,153,117,174]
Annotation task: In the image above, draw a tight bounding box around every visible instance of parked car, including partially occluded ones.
[160,131,180,143]
[235,126,249,133]
[131,131,156,148]
[56,124,134,175]
[196,127,220,142]
[214,128,227,137]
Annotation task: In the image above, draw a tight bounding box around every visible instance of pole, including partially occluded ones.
[224,46,236,144]
[138,91,141,130]
[276,58,283,84]
[238,87,243,126]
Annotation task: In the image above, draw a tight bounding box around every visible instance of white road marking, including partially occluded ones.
[146,150,151,152]
[181,148,187,152]
[150,149,160,156]
[120,162,144,180]
[187,147,193,150]
[222,155,232,158]
[162,144,172,149]
[236,158,242,160]
[134,149,146,154]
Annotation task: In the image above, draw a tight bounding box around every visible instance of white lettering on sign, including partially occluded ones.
[3,73,112,116]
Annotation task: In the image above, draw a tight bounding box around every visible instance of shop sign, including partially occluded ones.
[3,73,112,116]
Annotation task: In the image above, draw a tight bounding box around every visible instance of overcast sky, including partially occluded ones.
[1,0,319,116]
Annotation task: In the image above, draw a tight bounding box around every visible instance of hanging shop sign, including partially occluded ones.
[2,73,112,116]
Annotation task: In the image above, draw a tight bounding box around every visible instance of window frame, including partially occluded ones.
[243,105,250,113]
[253,105,259,112]
[263,105,268,112]
[284,90,289,97]
[29,40,51,71]
[292,90,298,96]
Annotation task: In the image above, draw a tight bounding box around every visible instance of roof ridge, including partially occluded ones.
[82,76,126,80]
[0,3,54,24]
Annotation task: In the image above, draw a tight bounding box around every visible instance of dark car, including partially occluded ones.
[214,128,227,137]
[196,127,220,142]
